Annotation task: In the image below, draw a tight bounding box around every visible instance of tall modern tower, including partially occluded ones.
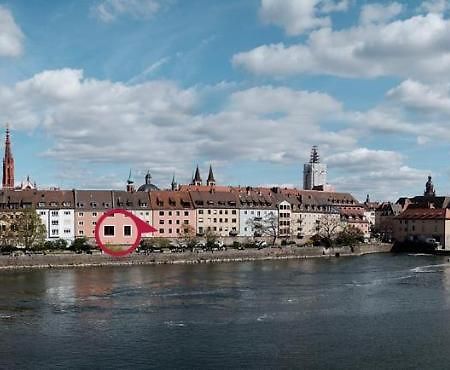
[303,146,327,190]
[2,125,14,189]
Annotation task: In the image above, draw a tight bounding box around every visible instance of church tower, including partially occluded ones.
[303,146,327,190]
[2,125,14,189]
[126,169,135,193]
[206,165,216,187]
[191,165,202,186]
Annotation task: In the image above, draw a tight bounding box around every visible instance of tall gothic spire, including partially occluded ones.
[207,165,216,186]
[126,169,135,192]
[171,173,177,191]
[2,124,14,189]
[192,165,202,186]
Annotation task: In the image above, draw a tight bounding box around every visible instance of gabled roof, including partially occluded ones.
[396,208,450,220]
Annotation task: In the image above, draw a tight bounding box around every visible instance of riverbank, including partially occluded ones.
[0,243,392,270]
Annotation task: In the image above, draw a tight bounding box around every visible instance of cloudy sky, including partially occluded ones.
[1,0,449,201]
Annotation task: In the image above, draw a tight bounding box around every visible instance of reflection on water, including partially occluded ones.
[3,254,450,369]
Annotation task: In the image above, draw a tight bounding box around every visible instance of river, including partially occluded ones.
[1,254,450,369]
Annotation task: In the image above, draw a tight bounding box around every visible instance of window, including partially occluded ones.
[124,225,132,236]
[51,229,58,236]
[159,228,164,234]
[79,230,84,235]
[159,220,164,225]
[225,210,228,215]
[92,221,96,225]
[78,212,84,217]
[169,220,172,224]
[92,212,97,217]
[169,211,172,216]
[64,211,70,215]
[208,210,211,214]
[199,218,203,223]
[40,211,46,215]
[145,212,149,216]
[176,220,180,224]
[51,220,59,225]
[159,211,164,216]
[219,218,223,223]
[198,210,204,214]
[64,229,71,234]
[184,220,189,224]
[176,228,180,234]
[168,228,172,234]
[51,211,58,217]
[104,226,115,236]
[176,211,180,216]
[78,221,84,226]
[232,218,236,223]
[184,211,188,216]
[219,210,223,215]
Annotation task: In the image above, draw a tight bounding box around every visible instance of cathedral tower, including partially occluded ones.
[2,125,14,189]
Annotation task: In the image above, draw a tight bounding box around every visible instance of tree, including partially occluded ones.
[44,238,68,251]
[0,213,15,247]
[178,225,198,249]
[317,214,343,248]
[12,209,46,250]
[246,212,278,246]
[336,225,364,247]
[204,229,219,249]
[69,237,91,252]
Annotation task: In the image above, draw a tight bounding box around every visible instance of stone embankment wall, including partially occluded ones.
[0,243,392,270]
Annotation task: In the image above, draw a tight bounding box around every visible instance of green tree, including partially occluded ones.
[12,209,46,250]
[336,226,365,247]
[69,237,91,252]
[0,213,15,247]
[204,229,219,249]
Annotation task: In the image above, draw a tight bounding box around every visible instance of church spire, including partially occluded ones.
[126,169,135,192]
[2,124,14,189]
[171,173,177,191]
[207,165,216,186]
[192,165,202,186]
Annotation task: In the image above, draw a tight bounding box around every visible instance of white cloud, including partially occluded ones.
[387,79,450,114]
[328,148,428,200]
[0,70,358,187]
[92,0,165,22]
[0,6,24,57]
[259,0,348,36]
[233,13,450,81]
[418,0,449,14]
[360,2,403,25]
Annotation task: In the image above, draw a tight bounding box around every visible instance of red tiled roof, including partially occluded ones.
[396,208,450,220]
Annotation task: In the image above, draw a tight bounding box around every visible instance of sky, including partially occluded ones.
[1,0,450,201]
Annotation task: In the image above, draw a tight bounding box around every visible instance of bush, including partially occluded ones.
[0,244,17,254]
[336,226,364,247]
[43,239,68,251]
[69,237,91,252]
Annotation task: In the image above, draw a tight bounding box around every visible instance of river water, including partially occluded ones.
[1,254,450,369]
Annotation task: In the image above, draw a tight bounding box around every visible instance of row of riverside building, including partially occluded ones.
[0,186,368,244]
[0,127,372,244]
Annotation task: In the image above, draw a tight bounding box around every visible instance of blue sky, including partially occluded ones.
[1,0,450,201]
